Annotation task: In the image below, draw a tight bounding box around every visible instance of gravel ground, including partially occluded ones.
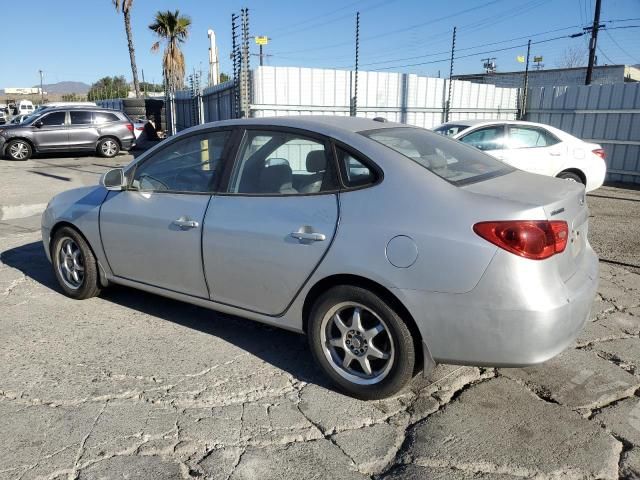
[0,170,638,479]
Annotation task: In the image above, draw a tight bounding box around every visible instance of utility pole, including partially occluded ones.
[521,39,532,119]
[39,70,44,104]
[585,0,602,85]
[351,11,360,117]
[445,26,456,122]
[142,69,146,97]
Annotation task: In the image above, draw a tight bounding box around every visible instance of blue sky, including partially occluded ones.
[2,0,638,89]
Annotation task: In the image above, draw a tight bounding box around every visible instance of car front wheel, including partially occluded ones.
[308,285,416,400]
[5,139,32,160]
[51,227,101,299]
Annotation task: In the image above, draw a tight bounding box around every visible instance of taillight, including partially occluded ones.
[126,123,134,132]
[473,220,568,260]
[592,148,606,160]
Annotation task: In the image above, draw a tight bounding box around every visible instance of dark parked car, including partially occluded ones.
[0,107,135,161]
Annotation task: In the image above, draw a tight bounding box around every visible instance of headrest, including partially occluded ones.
[259,164,293,193]
[306,150,327,173]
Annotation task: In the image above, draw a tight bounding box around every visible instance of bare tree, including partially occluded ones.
[556,46,587,68]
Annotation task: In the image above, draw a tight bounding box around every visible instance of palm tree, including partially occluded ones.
[149,10,192,92]
[113,0,141,98]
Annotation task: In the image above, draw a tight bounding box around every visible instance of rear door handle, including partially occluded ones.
[172,218,199,230]
[290,229,326,242]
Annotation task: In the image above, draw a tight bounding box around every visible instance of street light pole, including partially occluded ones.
[39,70,44,104]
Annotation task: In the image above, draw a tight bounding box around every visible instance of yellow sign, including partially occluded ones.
[516,55,525,63]
[255,36,269,45]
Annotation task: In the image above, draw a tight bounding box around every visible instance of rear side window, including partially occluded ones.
[433,124,470,136]
[94,112,119,124]
[507,126,560,149]
[40,111,66,126]
[335,147,376,187]
[70,111,93,125]
[362,127,513,186]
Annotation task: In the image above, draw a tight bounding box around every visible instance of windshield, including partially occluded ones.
[361,127,513,186]
[433,124,471,136]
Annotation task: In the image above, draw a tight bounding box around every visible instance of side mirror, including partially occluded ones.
[101,168,125,191]
[34,120,43,128]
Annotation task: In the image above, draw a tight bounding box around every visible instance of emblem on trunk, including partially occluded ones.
[550,207,565,216]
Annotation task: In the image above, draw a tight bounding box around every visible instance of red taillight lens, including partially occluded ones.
[592,148,606,160]
[473,220,568,260]
[126,123,134,132]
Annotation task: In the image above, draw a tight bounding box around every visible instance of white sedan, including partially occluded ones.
[433,120,607,192]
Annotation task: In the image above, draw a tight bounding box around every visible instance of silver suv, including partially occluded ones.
[0,107,135,161]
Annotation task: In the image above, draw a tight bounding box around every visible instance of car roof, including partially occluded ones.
[185,115,411,136]
[38,106,120,113]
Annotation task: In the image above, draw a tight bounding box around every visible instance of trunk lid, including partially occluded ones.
[462,170,588,281]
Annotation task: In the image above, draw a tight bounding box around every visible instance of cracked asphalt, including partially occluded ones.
[0,156,639,480]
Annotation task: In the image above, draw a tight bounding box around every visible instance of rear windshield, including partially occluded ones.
[361,127,513,186]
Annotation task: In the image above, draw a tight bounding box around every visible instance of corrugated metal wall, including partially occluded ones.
[250,66,518,127]
[526,83,640,183]
[202,81,235,122]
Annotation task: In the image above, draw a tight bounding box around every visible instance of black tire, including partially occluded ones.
[308,285,416,400]
[97,137,120,158]
[123,98,146,108]
[51,226,101,300]
[557,171,584,184]
[124,106,147,116]
[5,139,32,161]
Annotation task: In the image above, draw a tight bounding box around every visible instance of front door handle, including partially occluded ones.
[172,217,199,230]
[290,227,326,243]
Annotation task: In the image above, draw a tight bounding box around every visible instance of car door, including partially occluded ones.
[202,128,339,315]
[67,110,98,150]
[500,125,565,176]
[100,128,232,298]
[33,111,68,150]
[457,125,506,160]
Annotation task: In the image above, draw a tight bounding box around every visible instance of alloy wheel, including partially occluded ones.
[9,142,29,160]
[101,140,118,156]
[56,237,85,290]
[320,302,395,385]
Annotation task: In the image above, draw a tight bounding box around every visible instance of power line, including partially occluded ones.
[270,0,505,56]
[604,28,640,63]
[268,0,366,35]
[359,24,583,68]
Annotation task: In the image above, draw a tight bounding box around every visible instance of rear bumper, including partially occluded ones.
[121,137,135,150]
[395,244,598,367]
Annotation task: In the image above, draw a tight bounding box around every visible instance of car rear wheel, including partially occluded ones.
[557,171,583,184]
[6,139,32,160]
[97,138,120,158]
[51,227,101,300]
[308,285,416,399]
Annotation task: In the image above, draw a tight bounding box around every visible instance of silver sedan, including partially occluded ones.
[41,116,598,399]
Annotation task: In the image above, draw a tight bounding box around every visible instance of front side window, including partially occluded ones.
[362,127,512,186]
[40,111,66,126]
[506,126,560,149]
[70,111,93,125]
[229,130,336,195]
[131,130,230,193]
[458,126,504,151]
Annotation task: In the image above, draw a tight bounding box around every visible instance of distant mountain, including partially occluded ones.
[34,81,91,94]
